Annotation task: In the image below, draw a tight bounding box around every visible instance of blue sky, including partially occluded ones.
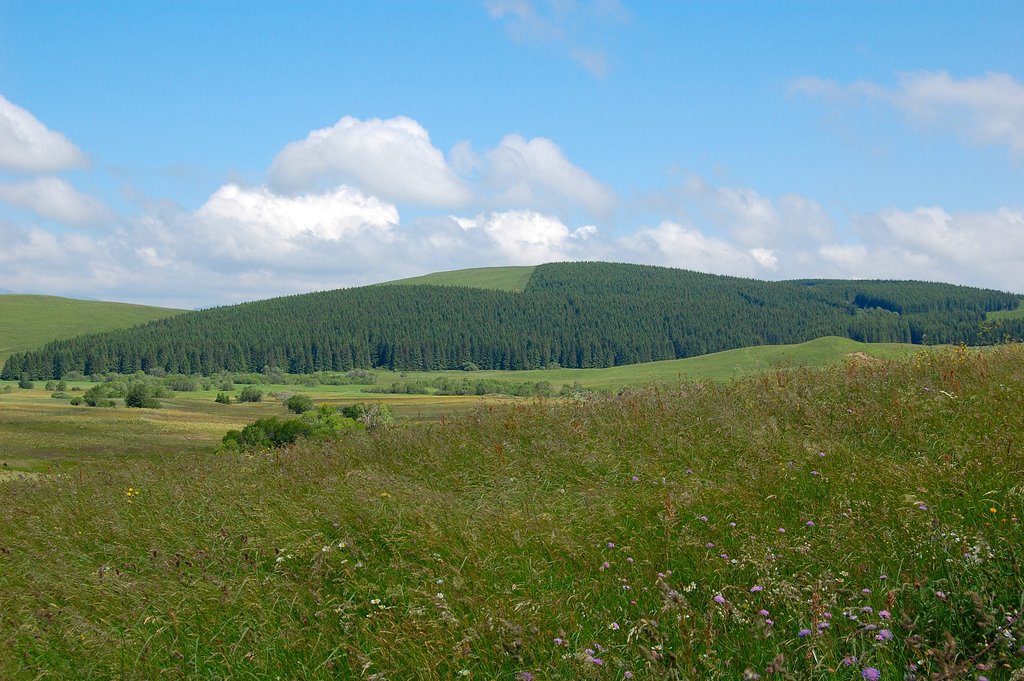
[1,1,1022,307]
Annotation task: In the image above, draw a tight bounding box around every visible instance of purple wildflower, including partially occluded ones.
[626,557,634,564]
[811,470,820,476]
[631,475,639,482]
[699,515,708,523]
[706,542,715,548]
[729,521,737,527]
[758,609,770,617]
[553,637,566,645]
[778,527,786,533]
[518,673,534,681]
[714,594,726,604]
[624,673,634,680]
[842,655,858,666]
[798,628,812,637]
[591,658,604,666]
[607,542,615,548]
[750,585,764,592]
[806,520,816,527]
[875,628,893,641]
[600,561,610,570]
[861,606,874,614]
[862,668,880,681]
[917,503,928,511]
[879,609,891,619]
[765,618,773,626]
[610,622,620,630]
[862,588,872,594]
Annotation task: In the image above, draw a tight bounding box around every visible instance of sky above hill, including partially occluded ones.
[0,1,1022,308]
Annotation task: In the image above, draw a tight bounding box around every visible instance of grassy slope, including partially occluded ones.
[384,265,537,291]
[0,295,183,364]
[2,345,1022,679]
[987,304,1024,320]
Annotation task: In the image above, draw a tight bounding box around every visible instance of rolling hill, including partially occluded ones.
[2,262,1021,379]
[0,295,184,365]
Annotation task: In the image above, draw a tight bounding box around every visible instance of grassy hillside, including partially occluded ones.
[2,344,1022,679]
[386,265,537,291]
[0,295,183,364]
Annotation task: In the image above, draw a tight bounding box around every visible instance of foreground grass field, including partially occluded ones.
[0,294,184,365]
[2,344,1022,679]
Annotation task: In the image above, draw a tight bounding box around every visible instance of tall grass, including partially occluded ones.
[2,346,1022,679]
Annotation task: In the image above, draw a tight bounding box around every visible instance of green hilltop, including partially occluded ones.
[0,294,184,365]
[386,265,536,291]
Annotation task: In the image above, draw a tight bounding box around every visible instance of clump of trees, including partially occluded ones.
[285,394,314,414]
[238,386,263,403]
[221,405,361,452]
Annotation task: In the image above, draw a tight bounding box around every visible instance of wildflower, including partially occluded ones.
[321,546,330,552]
[862,668,881,680]
[861,606,874,614]
[765,618,774,626]
[862,588,872,594]
[591,658,604,666]
[705,542,715,548]
[875,628,892,641]
[609,622,620,630]
[370,598,381,605]
[935,591,947,600]
[436,592,444,599]
[798,628,812,637]
[624,673,634,679]
[714,594,726,604]
[758,609,770,617]
[631,476,639,482]
[699,515,708,523]
[818,621,830,630]
[806,520,816,527]
[457,671,470,677]
[600,561,611,571]
[842,655,858,666]
[607,542,615,548]
[917,504,928,511]
[337,541,347,549]
[778,527,786,533]
[818,451,827,457]
[750,585,763,592]
[518,673,533,681]
[879,609,891,619]
[626,557,634,564]
[990,507,997,514]
[720,553,729,560]
[811,470,820,476]
[729,521,737,527]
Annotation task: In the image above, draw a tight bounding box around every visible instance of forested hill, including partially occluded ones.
[3,262,1021,379]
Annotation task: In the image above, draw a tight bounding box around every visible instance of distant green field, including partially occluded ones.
[380,336,923,387]
[0,294,183,364]
[987,304,1024,321]
[384,265,536,291]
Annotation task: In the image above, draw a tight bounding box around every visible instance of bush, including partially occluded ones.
[44,381,56,391]
[125,383,161,409]
[214,392,232,404]
[285,394,314,414]
[83,384,117,407]
[18,374,33,390]
[69,396,82,405]
[341,402,394,430]
[56,380,67,392]
[164,374,199,392]
[50,391,71,399]
[237,386,263,403]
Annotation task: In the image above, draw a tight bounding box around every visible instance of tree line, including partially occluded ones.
[3,262,1021,380]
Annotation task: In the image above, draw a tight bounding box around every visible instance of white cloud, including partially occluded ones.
[268,115,471,206]
[0,95,87,173]
[193,183,399,261]
[0,177,114,226]
[791,71,1024,156]
[455,209,597,264]
[682,174,834,249]
[624,220,763,276]
[482,134,616,217]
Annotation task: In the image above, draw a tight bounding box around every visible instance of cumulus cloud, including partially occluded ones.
[454,209,598,264]
[622,219,765,277]
[193,183,399,261]
[480,134,616,217]
[268,116,471,206]
[0,95,87,173]
[679,174,834,250]
[0,177,114,226]
[791,71,1024,156]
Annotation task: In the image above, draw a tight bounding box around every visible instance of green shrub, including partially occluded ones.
[124,383,161,409]
[214,392,232,404]
[237,386,263,403]
[44,381,56,391]
[50,391,71,399]
[285,394,314,414]
[18,374,33,390]
[68,396,82,405]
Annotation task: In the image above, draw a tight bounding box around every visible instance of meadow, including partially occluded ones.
[0,337,918,473]
[1,343,1022,679]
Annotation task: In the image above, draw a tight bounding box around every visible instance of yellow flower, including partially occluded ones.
[990,507,997,514]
